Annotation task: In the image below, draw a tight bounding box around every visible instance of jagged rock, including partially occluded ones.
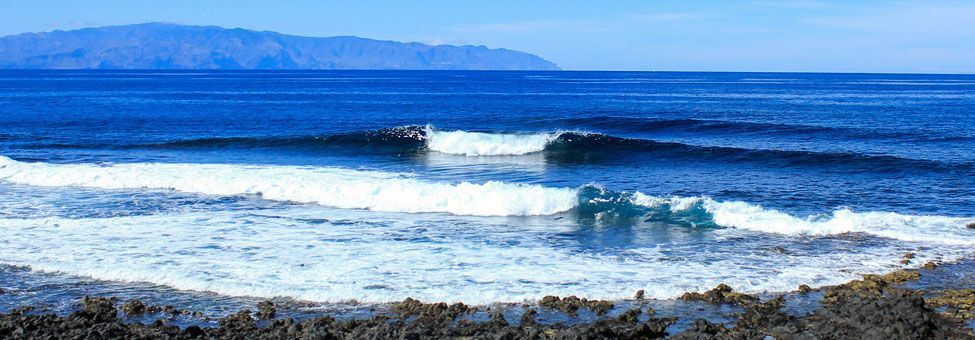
[679,284,758,305]
[218,309,256,333]
[822,270,920,305]
[256,300,276,319]
[78,296,117,323]
[797,284,813,294]
[121,300,146,316]
[162,305,179,315]
[634,289,645,300]
[390,297,474,320]
[519,308,538,326]
[538,295,614,316]
[928,289,975,320]
[901,252,916,264]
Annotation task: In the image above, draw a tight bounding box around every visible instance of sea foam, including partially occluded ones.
[424,126,561,156]
[2,156,973,245]
[0,156,576,216]
[1,208,962,304]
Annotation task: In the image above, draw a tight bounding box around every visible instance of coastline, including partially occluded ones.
[2,256,974,338]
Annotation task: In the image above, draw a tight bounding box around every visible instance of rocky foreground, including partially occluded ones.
[2,268,974,339]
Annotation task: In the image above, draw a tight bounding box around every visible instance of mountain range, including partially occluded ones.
[0,23,559,70]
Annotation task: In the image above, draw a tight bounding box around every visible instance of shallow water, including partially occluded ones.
[1,70,974,309]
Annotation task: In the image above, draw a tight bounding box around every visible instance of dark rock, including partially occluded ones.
[519,308,538,326]
[634,289,645,300]
[927,288,975,320]
[538,295,614,316]
[679,284,759,305]
[256,300,276,319]
[78,296,118,323]
[184,325,205,338]
[120,299,146,316]
[218,309,256,333]
[901,252,916,264]
[924,261,939,270]
[162,305,179,315]
[966,222,975,229]
[390,297,474,320]
[797,284,813,294]
[822,269,920,305]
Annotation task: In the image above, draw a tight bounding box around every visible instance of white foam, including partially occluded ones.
[0,156,576,216]
[1,208,958,304]
[2,156,973,245]
[629,193,975,246]
[424,126,560,156]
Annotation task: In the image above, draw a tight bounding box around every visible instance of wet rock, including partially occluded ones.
[645,306,656,316]
[0,288,5,294]
[184,325,205,338]
[927,288,975,320]
[538,295,614,316]
[822,269,920,306]
[490,309,508,326]
[924,260,940,270]
[78,296,118,323]
[162,305,179,315]
[797,284,813,294]
[145,305,162,314]
[634,289,645,300]
[192,310,204,318]
[256,300,276,319]
[519,308,538,326]
[390,297,474,320]
[120,299,146,316]
[901,252,916,264]
[967,222,975,229]
[675,288,969,339]
[218,309,256,333]
[679,284,759,305]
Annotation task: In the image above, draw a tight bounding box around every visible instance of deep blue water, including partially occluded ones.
[1,70,974,308]
[2,71,973,215]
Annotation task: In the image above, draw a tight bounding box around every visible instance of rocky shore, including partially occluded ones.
[2,265,974,339]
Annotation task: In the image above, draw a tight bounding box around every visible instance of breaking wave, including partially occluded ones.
[115,126,970,172]
[1,156,973,245]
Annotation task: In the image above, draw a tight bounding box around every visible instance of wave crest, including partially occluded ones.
[424,126,561,156]
[2,156,972,245]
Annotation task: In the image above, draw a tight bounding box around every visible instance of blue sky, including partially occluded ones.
[3,0,974,73]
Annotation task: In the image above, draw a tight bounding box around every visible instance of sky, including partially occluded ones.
[2,0,974,73]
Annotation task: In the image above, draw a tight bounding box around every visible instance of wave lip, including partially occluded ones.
[424,126,561,156]
[0,156,577,217]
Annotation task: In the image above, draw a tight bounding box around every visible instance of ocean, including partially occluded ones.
[1,70,974,312]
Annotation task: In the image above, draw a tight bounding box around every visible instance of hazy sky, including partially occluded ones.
[3,0,974,73]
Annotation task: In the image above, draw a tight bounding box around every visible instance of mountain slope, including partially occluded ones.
[0,23,560,70]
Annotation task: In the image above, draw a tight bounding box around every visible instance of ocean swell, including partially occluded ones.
[1,156,973,246]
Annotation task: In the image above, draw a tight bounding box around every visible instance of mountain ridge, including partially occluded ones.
[0,23,560,70]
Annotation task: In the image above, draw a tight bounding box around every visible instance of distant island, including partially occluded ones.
[0,23,559,70]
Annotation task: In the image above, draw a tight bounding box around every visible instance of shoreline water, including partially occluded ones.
[2,255,974,338]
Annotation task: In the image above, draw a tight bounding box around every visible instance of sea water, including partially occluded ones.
[0,70,973,308]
